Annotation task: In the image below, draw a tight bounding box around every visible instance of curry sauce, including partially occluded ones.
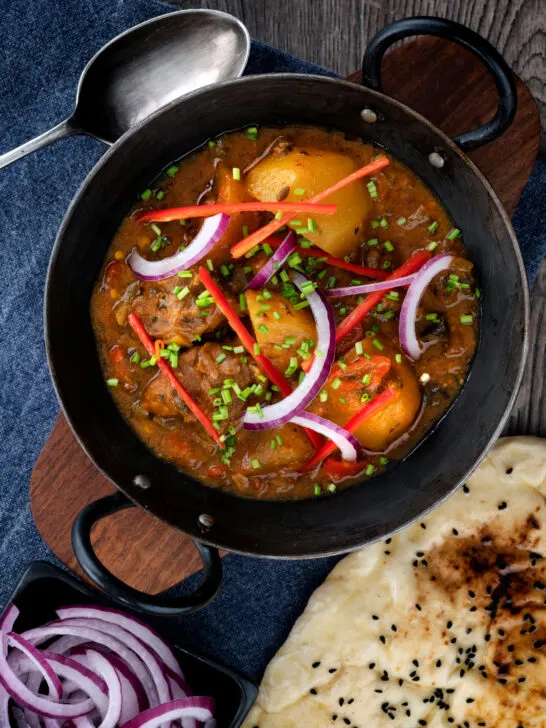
[91,126,479,500]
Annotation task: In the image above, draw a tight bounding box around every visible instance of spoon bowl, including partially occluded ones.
[0,9,250,168]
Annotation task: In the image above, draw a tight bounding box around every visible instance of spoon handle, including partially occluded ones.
[0,117,79,170]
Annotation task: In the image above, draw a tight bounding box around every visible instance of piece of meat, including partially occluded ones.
[237,424,314,475]
[139,342,260,428]
[129,276,234,346]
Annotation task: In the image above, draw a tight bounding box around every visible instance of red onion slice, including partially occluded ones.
[120,697,215,728]
[54,618,170,707]
[0,636,94,719]
[326,273,416,298]
[291,412,361,462]
[0,605,19,633]
[167,675,195,728]
[246,231,296,290]
[127,214,230,281]
[85,651,122,728]
[7,634,62,699]
[243,273,335,430]
[42,652,108,717]
[22,625,158,708]
[399,254,454,359]
[56,606,183,680]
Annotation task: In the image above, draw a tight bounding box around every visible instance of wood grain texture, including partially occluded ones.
[168,0,546,147]
[31,37,541,595]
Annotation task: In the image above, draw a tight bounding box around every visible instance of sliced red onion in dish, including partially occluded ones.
[246,231,296,290]
[7,634,62,699]
[56,606,183,681]
[53,617,171,706]
[120,697,215,728]
[326,273,416,298]
[0,636,94,719]
[0,602,215,728]
[84,652,122,728]
[399,254,454,360]
[127,213,230,281]
[291,412,361,462]
[22,624,159,708]
[244,272,336,430]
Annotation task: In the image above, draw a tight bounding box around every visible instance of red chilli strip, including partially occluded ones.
[198,267,322,450]
[335,250,431,344]
[300,387,398,472]
[127,312,224,448]
[230,155,391,258]
[267,238,389,281]
[136,201,337,223]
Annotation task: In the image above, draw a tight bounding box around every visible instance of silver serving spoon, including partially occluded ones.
[0,9,250,170]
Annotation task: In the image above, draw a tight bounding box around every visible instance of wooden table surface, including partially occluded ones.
[167,0,545,437]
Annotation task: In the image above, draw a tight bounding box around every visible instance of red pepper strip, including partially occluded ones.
[323,458,369,479]
[335,250,431,344]
[198,267,322,449]
[267,238,388,281]
[127,312,224,448]
[230,156,391,258]
[137,201,337,223]
[299,387,398,472]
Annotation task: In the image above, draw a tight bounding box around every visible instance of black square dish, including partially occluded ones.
[2,561,257,727]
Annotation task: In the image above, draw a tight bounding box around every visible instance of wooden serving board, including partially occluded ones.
[31,36,541,596]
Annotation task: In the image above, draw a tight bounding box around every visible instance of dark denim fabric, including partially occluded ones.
[0,0,544,684]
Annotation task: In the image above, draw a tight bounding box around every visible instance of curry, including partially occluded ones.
[91,126,479,500]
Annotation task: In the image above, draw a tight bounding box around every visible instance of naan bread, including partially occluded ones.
[244,437,546,728]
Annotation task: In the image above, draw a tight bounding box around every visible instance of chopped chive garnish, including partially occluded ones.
[307,218,317,232]
[233,346,244,354]
[239,294,247,313]
[150,224,162,237]
[258,324,269,334]
[380,456,389,466]
[460,314,473,325]
[130,351,141,364]
[361,392,371,403]
[151,238,162,253]
[426,241,438,251]
[140,189,152,201]
[270,439,277,449]
[166,165,178,177]
[169,352,178,368]
[284,357,299,376]
[327,483,336,494]
[242,224,249,238]
[177,286,190,300]
[319,390,328,402]
[295,226,309,235]
[273,311,281,321]
[294,187,305,196]
[355,341,364,355]
[371,220,380,229]
[362,373,372,385]
[384,241,394,252]
[365,464,376,476]
[331,377,342,390]
[159,348,170,358]
[382,260,391,269]
[397,217,406,226]
[220,264,230,277]
[314,484,322,496]
[247,126,258,140]
[475,287,481,299]
[274,211,283,220]
[156,190,165,201]
[294,300,310,310]
[367,180,378,199]
[216,353,227,363]
[253,343,261,355]
[337,360,348,371]
[206,259,214,271]
[428,221,438,233]
[276,434,283,446]
[290,219,303,227]
[367,238,379,247]
[339,307,347,316]
[177,270,192,278]
[379,217,389,229]
[395,353,402,364]
[222,389,232,405]
[338,397,347,404]
[425,313,440,322]
[372,339,384,351]
[447,227,461,240]
[208,140,216,148]
[385,292,399,301]
[251,459,260,469]
[232,168,241,181]
[106,378,119,387]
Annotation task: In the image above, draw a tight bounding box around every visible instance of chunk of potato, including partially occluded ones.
[245,289,316,372]
[314,337,421,452]
[246,147,372,258]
